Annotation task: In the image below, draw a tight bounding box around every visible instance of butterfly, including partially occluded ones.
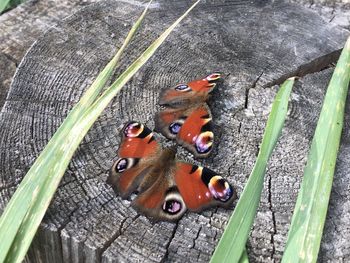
[107,121,236,222]
[155,73,222,158]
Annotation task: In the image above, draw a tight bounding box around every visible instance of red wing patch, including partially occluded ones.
[156,104,214,158]
[174,162,235,211]
[159,73,221,106]
[178,105,214,158]
[118,122,159,158]
[178,106,210,144]
[108,121,160,197]
[188,73,221,92]
[132,171,187,222]
[174,163,213,210]
[118,137,158,158]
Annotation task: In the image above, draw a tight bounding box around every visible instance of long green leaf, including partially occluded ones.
[239,249,250,263]
[210,77,295,263]
[282,37,350,263]
[0,0,11,13]
[1,1,200,262]
[0,1,150,261]
[0,0,25,13]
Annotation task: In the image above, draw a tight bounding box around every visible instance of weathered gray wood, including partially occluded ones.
[0,0,100,109]
[1,0,349,110]
[0,0,349,262]
[288,0,350,32]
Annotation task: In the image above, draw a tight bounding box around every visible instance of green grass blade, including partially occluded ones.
[210,77,295,263]
[2,1,200,262]
[0,0,25,13]
[0,0,11,13]
[282,37,350,263]
[0,2,151,261]
[239,249,250,263]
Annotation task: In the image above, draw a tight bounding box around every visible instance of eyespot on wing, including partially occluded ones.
[208,175,234,202]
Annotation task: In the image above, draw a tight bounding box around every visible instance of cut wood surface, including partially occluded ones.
[0,0,100,108]
[0,0,349,262]
[1,0,350,110]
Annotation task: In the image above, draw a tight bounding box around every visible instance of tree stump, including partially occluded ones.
[0,0,349,262]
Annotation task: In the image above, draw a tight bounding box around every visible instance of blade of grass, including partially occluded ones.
[2,1,200,262]
[239,249,250,263]
[0,1,152,261]
[282,36,350,263]
[0,0,11,13]
[210,77,295,263]
[0,0,25,13]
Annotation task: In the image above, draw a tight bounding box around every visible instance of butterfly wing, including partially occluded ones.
[108,123,187,222]
[174,162,236,211]
[107,121,161,198]
[156,73,221,158]
[159,73,221,106]
[155,103,214,158]
[132,159,235,221]
[132,177,187,222]
[108,121,233,222]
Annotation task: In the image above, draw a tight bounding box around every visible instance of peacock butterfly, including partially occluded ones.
[107,121,236,222]
[155,73,222,158]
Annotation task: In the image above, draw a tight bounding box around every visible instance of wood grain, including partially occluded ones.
[0,0,100,108]
[0,0,349,262]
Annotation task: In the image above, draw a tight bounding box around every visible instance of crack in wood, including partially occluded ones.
[161,222,179,263]
[245,71,264,109]
[191,226,202,249]
[98,216,128,258]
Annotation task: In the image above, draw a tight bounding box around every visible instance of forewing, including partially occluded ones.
[159,73,221,106]
[107,121,161,197]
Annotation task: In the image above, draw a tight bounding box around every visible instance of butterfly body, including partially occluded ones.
[155,73,221,158]
[108,121,235,222]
